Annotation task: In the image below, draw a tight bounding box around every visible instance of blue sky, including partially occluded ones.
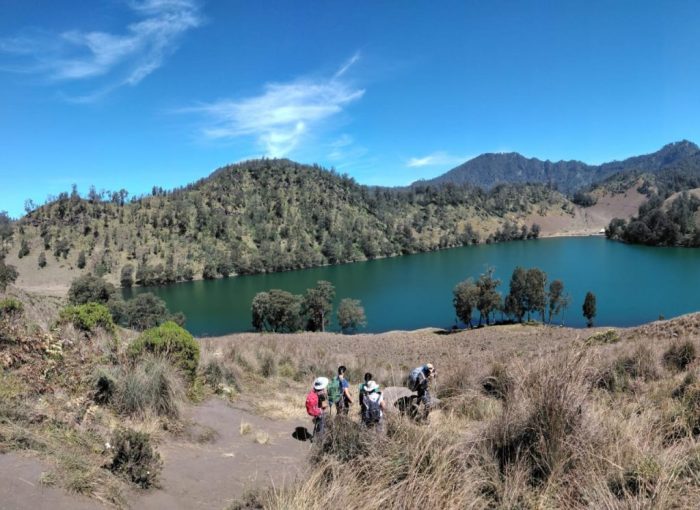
[2,0,700,218]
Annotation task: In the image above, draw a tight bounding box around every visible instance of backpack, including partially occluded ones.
[327,376,342,404]
[407,366,423,391]
[362,392,382,424]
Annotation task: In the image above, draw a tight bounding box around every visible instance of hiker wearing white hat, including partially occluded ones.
[361,380,386,430]
[306,377,329,440]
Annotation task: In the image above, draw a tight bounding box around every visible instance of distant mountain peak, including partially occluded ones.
[413,141,699,194]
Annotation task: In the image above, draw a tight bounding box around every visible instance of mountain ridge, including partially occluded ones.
[413,140,700,194]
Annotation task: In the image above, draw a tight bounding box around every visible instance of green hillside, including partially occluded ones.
[11,159,562,287]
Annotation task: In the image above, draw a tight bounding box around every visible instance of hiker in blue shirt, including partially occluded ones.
[327,365,353,416]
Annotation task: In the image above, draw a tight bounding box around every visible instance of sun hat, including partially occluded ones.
[425,363,434,372]
[365,380,379,393]
[313,377,329,391]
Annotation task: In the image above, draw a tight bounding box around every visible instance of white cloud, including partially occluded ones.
[407,151,470,167]
[0,0,201,96]
[186,56,365,157]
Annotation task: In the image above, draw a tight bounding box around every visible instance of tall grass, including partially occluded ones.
[94,356,185,419]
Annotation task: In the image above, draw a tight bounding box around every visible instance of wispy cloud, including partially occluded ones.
[0,0,201,98]
[407,151,471,167]
[184,55,365,157]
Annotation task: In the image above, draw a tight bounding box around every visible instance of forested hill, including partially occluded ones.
[603,150,700,247]
[415,140,700,194]
[10,159,564,287]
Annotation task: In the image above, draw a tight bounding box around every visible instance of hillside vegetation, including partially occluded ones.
[602,152,700,246]
[9,159,560,289]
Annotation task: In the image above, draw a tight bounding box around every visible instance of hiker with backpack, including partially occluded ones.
[407,363,436,421]
[358,372,373,417]
[361,380,386,430]
[306,377,329,441]
[327,365,353,416]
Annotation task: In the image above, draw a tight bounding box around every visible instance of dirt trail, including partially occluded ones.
[0,453,102,509]
[128,398,309,509]
[1,398,310,509]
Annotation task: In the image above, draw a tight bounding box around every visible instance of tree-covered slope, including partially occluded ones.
[11,159,563,287]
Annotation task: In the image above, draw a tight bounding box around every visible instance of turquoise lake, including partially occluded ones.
[123,237,700,336]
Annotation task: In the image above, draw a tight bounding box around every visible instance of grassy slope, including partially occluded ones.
[6,287,700,508]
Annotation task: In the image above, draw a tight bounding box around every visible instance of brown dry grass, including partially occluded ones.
[222,314,700,509]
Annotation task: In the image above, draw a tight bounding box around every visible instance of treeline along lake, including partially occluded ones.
[123,237,700,336]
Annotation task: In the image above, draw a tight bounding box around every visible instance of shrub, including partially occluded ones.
[488,355,590,484]
[59,303,115,332]
[99,357,185,418]
[122,293,173,331]
[93,367,117,405]
[665,373,700,441]
[128,322,200,381]
[609,456,661,498]
[480,363,514,400]
[201,358,240,393]
[0,298,23,317]
[597,346,658,392]
[0,260,18,292]
[68,274,116,305]
[311,417,370,464]
[585,329,620,346]
[259,351,277,378]
[109,428,162,488]
[663,341,697,372]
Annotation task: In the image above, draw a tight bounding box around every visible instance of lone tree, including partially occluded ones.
[582,291,597,327]
[302,280,335,332]
[524,268,547,322]
[0,258,18,292]
[337,298,367,334]
[68,274,116,305]
[503,267,527,323]
[453,278,479,328]
[120,264,134,288]
[547,279,570,325]
[476,268,501,326]
[251,289,303,333]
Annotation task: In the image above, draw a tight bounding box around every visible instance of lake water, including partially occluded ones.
[123,237,700,336]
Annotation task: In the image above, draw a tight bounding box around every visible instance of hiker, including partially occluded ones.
[407,363,436,420]
[327,365,353,416]
[306,377,329,440]
[362,380,386,430]
[358,372,373,417]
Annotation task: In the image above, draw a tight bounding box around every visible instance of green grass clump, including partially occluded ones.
[585,329,620,346]
[59,303,115,332]
[0,298,24,316]
[128,321,199,381]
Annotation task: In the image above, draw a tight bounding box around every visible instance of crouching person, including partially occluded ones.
[361,380,386,432]
[306,377,329,442]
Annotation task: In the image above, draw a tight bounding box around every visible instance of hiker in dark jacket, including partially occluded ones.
[407,363,436,420]
[358,372,373,417]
